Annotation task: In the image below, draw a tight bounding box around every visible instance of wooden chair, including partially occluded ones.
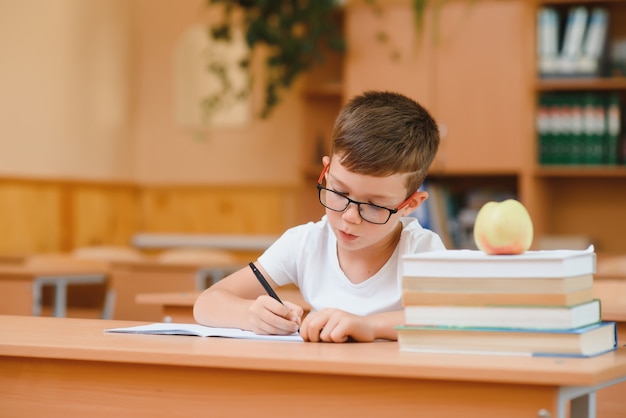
[108,248,241,321]
[156,248,241,288]
[70,246,150,319]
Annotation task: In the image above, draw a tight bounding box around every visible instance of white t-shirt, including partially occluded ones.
[257,216,445,316]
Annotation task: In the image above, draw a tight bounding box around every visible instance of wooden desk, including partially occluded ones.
[593,260,626,417]
[1,315,626,418]
[0,263,107,318]
[593,267,626,343]
[136,285,312,323]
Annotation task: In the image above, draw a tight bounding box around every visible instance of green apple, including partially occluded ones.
[473,199,534,255]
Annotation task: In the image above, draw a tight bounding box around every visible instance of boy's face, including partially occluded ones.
[320,155,427,253]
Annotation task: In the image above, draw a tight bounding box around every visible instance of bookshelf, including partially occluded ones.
[528,0,626,254]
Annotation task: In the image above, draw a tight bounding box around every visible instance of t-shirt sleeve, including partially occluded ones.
[257,224,306,287]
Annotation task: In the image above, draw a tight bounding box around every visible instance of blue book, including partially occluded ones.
[397,321,617,358]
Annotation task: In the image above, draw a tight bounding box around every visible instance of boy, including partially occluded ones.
[193,90,445,342]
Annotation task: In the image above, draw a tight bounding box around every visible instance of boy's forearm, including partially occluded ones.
[370,310,404,341]
[193,288,252,330]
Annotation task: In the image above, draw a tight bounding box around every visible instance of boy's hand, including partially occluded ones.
[247,295,302,335]
[299,308,375,343]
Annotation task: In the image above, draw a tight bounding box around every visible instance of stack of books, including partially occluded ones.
[397,246,618,357]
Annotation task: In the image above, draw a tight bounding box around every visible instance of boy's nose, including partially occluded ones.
[341,202,362,224]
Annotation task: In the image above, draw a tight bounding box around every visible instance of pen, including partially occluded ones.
[249,262,283,304]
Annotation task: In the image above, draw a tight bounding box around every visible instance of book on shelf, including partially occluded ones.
[559,6,589,75]
[422,182,455,249]
[403,299,601,330]
[536,7,560,76]
[606,93,622,165]
[401,246,596,279]
[402,286,595,308]
[396,321,617,358]
[580,8,610,75]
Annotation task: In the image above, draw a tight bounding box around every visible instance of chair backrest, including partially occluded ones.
[156,248,238,266]
[72,246,148,263]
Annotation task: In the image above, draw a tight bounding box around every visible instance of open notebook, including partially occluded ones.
[105,322,303,342]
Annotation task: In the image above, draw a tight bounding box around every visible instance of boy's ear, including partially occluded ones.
[403,190,429,214]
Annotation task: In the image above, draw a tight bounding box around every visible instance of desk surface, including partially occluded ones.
[1,315,626,387]
[0,263,108,278]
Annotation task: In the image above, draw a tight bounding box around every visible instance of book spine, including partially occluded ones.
[537,7,560,77]
[605,93,621,165]
[559,6,588,75]
[537,94,552,165]
[580,8,609,76]
[570,94,585,164]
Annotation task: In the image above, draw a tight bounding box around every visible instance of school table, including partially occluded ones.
[0,264,107,318]
[1,315,626,418]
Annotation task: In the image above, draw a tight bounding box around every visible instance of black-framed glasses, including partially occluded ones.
[316,164,414,225]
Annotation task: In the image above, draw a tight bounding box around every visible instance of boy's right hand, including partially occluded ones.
[247,296,302,335]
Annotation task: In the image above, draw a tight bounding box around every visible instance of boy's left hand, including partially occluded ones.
[299,308,375,343]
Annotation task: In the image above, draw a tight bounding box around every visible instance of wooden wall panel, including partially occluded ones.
[138,185,301,235]
[0,177,304,255]
[0,180,61,253]
[71,184,140,249]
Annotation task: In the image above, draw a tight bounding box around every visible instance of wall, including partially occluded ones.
[0,0,134,180]
[0,0,306,186]
[131,0,306,186]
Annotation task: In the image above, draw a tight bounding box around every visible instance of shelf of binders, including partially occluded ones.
[535,91,624,166]
[536,76,626,91]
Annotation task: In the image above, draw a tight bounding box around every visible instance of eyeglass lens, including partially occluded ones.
[318,187,392,224]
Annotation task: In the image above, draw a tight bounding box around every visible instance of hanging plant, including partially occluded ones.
[202,0,477,121]
[204,0,345,120]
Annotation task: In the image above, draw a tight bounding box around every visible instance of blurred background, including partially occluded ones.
[1,0,625,255]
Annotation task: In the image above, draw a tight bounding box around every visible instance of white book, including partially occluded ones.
[579,8,609,74]
[537,7,560,75]
[404,299,601,330]
[559,6,589,74]
[105,322,303,342]
[401,245,595,278]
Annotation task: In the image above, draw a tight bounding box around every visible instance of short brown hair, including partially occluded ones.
[330,91,439,196]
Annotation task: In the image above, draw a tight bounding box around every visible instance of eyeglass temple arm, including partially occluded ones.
[317,164,329,184]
